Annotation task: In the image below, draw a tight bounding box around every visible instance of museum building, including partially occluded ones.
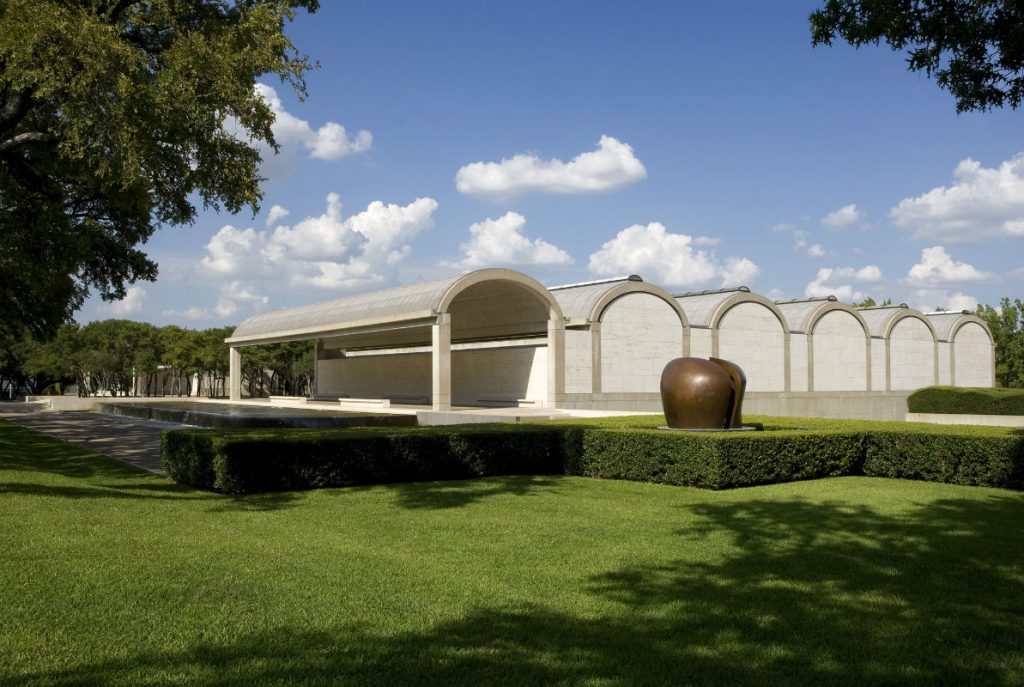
[226,268,995,419]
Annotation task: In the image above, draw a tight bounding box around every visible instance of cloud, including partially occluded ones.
[822,203,865,229]
[587,222,758,288]
[446,212,573,269]
[98,286,146,317]
[911,290,979,313]
[455,135,646,200]
[266,204,289,227]
[905,246,993,286]
[804,265,883,302]
[806,243,825,258]
[199,193,438,293]
[774,223,826,257]
[162,281,268,322]
[255,83,372,161]
[890,154,1024,242]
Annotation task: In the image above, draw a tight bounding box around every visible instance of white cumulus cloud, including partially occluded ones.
[804,265,883,302]
[822,203,865,229]
[455,135,647,200]
[912,290,979,313]
[98,286,146,317]
[266,204,290,227]
[199,194,438,293]
[890,154,1024,242]
[905,246,993,286]
[255,83,372,161]
[587,222,758,288]
[447,212,573,269]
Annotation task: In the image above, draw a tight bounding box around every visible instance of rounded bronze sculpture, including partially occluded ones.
[660,357,747,430]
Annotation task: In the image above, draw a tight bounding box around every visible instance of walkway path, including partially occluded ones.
[0,403,186,475]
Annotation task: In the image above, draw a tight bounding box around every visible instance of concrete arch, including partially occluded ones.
[594,282,688,328]
[710,291,790,392]
[437,268,563,320]
[808,304,871,391]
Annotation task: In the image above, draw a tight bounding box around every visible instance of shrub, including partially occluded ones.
[163,417,1024,494]
[908,386,1024,416]
[163,425,566,495]
[864,431,1024,489]
[565,428,866,489]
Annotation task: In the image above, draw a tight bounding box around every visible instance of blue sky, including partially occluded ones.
[84,0,1023,324]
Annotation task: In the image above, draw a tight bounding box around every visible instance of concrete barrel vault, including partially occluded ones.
[550,275,688,399]
[674,287,790,392]
[858,304,938,391]
[925,311,995,387]
[776,296,871,392]
[226,268,564,411]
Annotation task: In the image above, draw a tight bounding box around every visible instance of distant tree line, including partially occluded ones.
[0,320,312,399]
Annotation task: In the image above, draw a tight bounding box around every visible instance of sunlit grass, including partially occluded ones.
[2,419,1023,686]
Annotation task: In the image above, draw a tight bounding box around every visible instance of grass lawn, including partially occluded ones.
[2,419,1024,686]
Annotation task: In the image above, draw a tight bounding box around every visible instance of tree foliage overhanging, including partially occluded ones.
[0,0,318,342]
[810,0,1024,112]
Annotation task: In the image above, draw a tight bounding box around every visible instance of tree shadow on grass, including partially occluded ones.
[8,491,1023,686]
[0,423,142,480]
[383,475,566,510]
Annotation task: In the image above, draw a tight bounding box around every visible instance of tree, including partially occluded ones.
[0,1,318,342]
[810,1,1024,112]
[976,298,1024,387]
[851,297,893,308]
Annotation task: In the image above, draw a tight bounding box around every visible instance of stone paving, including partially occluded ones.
[0,402,184,475]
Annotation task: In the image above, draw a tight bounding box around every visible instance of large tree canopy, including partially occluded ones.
[810,0,1024,112]
[0,0,318,340]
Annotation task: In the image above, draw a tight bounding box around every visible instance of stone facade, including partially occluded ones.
[228,269,995,415]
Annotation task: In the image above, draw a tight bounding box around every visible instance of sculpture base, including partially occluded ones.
[656,425,761,433]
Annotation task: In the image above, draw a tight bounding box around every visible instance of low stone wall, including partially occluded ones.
[906,412,1024,428]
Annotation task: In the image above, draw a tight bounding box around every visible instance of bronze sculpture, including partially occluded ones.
[659,357,747,430]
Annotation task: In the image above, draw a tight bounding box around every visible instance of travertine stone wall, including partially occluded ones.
[717,303,786,392]
[688,328,713,359]
[600,293,684,393]
[318,353,431,399]
[937,342,952,385]
[953,322,994,387]
[563,329,593,394]
[451,345,547,404]
[889,318,936,390]
[812,311,868,391]
[789,332,809,392]
[870,339,887,390]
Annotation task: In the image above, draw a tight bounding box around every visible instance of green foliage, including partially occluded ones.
[163,418,1024,494]
[0,1,318,340]
[851,296,892,308]
[810,0,1024,112]
[976,298,1024,387]
[908,386,1024,416]
[163,425,566,494]
[864,432,1024,488]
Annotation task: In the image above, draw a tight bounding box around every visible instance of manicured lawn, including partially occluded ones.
[2,420,1023,686]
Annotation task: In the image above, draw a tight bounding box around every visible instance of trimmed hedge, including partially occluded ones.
[908,386,1024,416]
[864,431,1024,488]
[563,428,866,490]
[162,425,566,494]
[164,417,1024,494]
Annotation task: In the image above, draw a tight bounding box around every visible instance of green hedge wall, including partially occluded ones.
[907,386,1024,416]
[164,418,1024,494]
[163,425,566,494]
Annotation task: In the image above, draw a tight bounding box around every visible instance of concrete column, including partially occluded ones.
[432,313,451,411]
[229,346,241,401]
[547,317,566,408]
[590,323,602,394]
[312,340,321,397]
